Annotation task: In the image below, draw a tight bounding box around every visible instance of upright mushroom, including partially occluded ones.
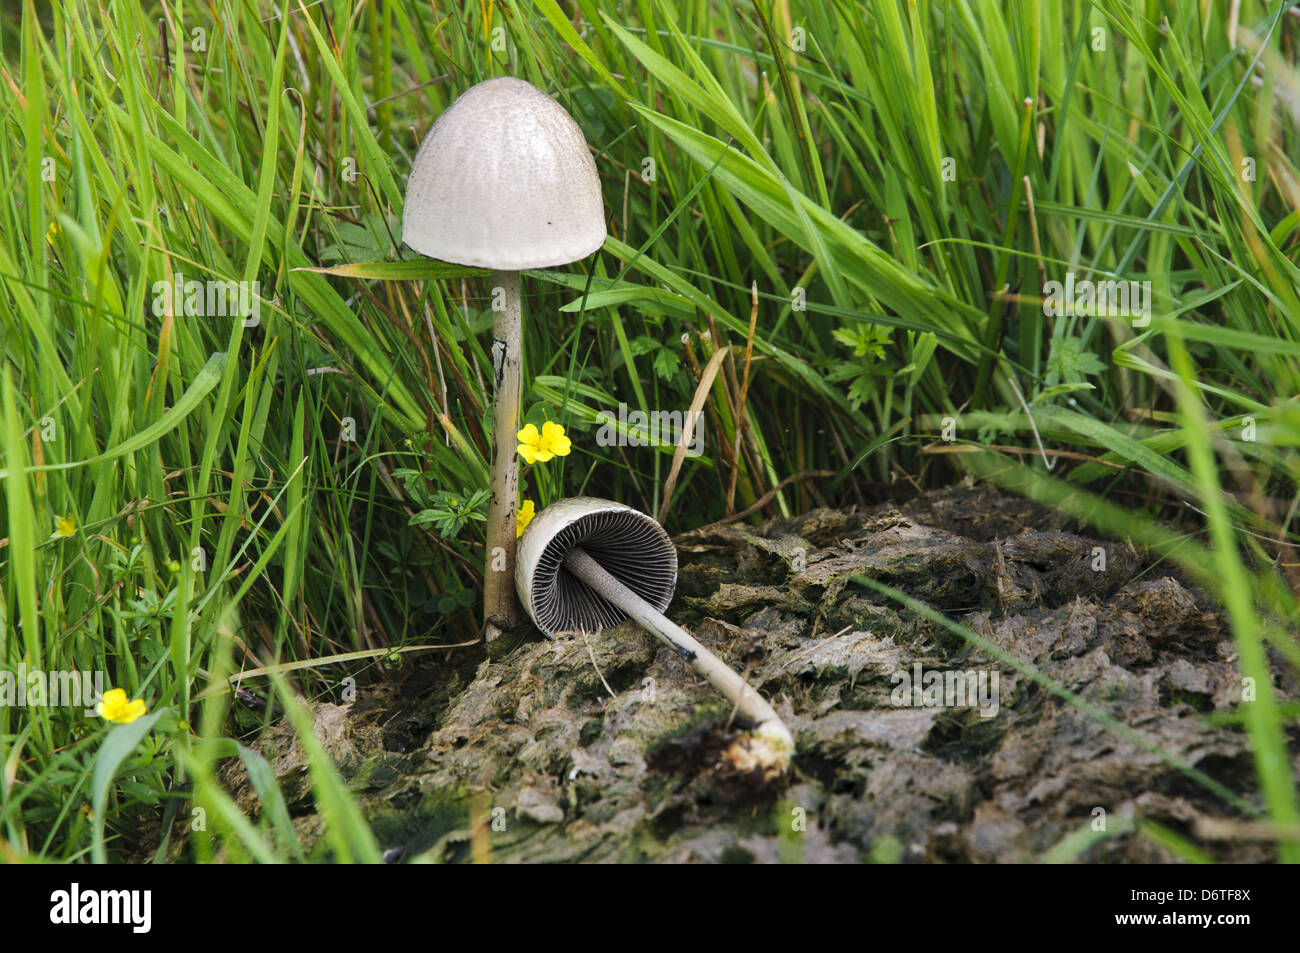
[402,77,606,642]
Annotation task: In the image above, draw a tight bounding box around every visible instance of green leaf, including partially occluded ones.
[1,352,226,480]
[91,711,165,863]
[236,742,304,862]
[297,259,488,280]
[1046,337,1108,386]
[1032,382,1096,403]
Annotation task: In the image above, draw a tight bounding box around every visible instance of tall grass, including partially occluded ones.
[0,0,1297,862]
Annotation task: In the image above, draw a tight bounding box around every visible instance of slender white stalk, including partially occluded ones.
[484,270,523,640]
[562,547,794,752]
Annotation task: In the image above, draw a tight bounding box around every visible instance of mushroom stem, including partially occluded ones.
[484,269,523,639]
[562,547,794,751]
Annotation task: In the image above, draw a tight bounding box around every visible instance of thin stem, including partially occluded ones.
[562,547,794,751]
[484,269,522,637]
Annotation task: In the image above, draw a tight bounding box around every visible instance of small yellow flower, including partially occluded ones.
[53,514,77,538]
[516,499,535,538]
[47,220,60,244]
[517,421,572,465]
[97,688,147,725]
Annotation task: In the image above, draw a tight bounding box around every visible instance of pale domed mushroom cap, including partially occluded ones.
[402,77,607,270]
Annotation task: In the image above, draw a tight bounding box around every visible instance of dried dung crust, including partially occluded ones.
[218,486,1298,863]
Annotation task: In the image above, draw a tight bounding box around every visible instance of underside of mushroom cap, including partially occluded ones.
[515,497,677,636]
[402,77,607,270]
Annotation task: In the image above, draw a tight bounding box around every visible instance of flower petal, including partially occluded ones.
[539,421,572,457]
[516,500,535,538]
[122,700,147,723]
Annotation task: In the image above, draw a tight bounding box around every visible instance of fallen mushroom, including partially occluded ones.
[516,497,795,775]
[402,77,606,642]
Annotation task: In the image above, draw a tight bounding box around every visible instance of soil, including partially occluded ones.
[216,484,1299,863]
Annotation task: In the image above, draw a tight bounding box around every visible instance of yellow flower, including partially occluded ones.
[47,220,60,244]
[517,421,572,465]
[97,688,147,725]
[516,499,535,538]
[53,514,77,538]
